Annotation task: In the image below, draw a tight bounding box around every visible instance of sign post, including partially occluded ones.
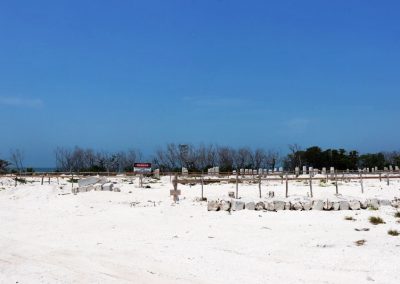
[170,174,181,202]
[134,163,152,188]
[133,163,152,174]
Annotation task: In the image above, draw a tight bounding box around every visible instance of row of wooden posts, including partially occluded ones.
[173,171,397,200]
[7,171,398,201]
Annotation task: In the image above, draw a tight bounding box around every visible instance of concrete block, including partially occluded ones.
[368,199,379,210]
[265,201,275,211]
[302,201,312,210]
[349,200,361,210]
[312,200,324,211]
[273,200,285,211]
[332,202,340,211]
[379,199,391,206]
[231,200,245,211]
[323,200,333,210]
[245,202,255,210]
[339,201,350,210]
[102,183,114,191]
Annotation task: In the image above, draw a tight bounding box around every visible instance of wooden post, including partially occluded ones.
[258,175,262,198]
[285,173,289,198]
[41,175,44,185]
[15,175,17,187]
[379,173,382,182]
[235,170,239,199]
[309,172,313,198]
[71,173,74,190]
[201,171,204,200]
[387,174,390,186]
[360,172,364,194]
[170,173,180,202]
[48,175,50,184]
[334,171,338,195]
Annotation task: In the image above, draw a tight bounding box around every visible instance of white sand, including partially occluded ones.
[1,176,400,283]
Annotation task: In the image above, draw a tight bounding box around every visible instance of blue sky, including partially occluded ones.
[1,0,399,167]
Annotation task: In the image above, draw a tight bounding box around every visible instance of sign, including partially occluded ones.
[134,163,152,173]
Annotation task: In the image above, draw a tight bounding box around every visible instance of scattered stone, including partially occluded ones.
[228,191,235,198]
[360,200,368,209]
[220,200,231,211]
[113,187,121,192]
[355,228,370,232]
[284,201,291,210]
[255,202,265,211]
[207,200,220,211]
[268,191,275,198]
[355,239,367,246]
[391,200,400,208]
[292,202,303,211]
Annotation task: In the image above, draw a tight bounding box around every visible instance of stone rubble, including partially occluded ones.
[207,197,399,212]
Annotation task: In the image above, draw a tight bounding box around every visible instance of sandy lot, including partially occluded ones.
[1,176,400,284]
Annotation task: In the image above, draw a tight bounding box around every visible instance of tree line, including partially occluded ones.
[1,144,400,173]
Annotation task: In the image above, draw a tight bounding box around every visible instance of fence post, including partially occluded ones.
[201,171,204,200]
[360,172,364,194]
[309,172,313,198]
[285,172,289,198]
[335,170,339,195]
[236,170,239,199]
[258,175,262,198]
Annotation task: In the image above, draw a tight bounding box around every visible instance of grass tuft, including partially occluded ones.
[369,216,385,225]
[388,230,399,236]
[394,212,400,218]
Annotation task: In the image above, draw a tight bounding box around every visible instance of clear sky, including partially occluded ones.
[1,0,399,167]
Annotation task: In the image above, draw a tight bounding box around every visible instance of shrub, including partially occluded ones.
[369,216,385,225]
[394,212,400,218]
[388,230,399,236]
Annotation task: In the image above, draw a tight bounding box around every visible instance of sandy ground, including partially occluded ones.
[1,176,400,284]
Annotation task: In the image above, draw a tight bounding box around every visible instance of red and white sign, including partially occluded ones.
[134,163,152,173]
